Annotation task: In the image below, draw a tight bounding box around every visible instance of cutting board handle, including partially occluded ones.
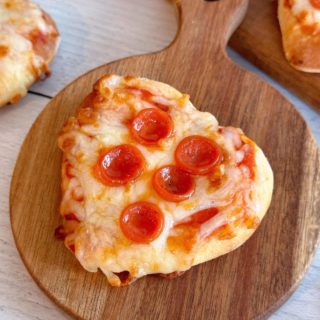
[169,0,248,58]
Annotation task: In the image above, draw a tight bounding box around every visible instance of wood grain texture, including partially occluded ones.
[228,50,320,147]
[0,95,71,320]
[230,0,320,111]
[31,0,177,97]
[10,0,320,319]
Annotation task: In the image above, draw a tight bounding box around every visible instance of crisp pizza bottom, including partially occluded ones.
[57,75,273,287]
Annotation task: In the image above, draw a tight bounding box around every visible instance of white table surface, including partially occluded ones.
[0,1,319,319]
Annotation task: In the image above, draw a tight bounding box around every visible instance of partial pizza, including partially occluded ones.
[279,0,320,71]
[0,0,59,107]
[56,75,273,287]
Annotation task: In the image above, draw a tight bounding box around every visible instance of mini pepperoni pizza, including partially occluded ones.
[57,75,273,287]
[0,0,59,107]
[279,0,320,71]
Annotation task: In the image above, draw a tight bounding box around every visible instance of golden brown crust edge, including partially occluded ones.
[278,0,320,72]
[193,146,273,266]
[40,10,60,66]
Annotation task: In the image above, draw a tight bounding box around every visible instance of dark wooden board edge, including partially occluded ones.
[230,0,320,112]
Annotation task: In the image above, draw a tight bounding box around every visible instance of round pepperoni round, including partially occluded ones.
[152,165,195,202]
[175,135,222,175]
[94,145,145,186]
[120,201,164,243]
[131,108,173,145]
[185,207,219,225]
[310,0,320,9]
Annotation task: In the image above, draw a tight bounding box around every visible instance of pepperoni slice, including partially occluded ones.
[131,108,173,145]
[177,207,219,227]
[64,213,80,222]
[94,145,145,186]
[175,135,222,175]
[310,0,320,9]
[54,225,67,240]
[152,165,195,202]
[120,201,164,243]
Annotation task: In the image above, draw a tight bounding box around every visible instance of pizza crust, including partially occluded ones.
[95,74,189,104]
[35,10,60,66]
[193,146,273,266]
[0,0,60,107]
[278,0,320,72]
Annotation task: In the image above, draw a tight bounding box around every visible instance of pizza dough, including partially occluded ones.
[56,75,274,287]
[279,0,320,72]
[0,0,59,107]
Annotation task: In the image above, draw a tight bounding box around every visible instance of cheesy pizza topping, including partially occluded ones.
[285,0,320,32]
[57,75,273,286]
[0,0,59,106]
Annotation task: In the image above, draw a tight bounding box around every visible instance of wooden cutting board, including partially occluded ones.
[10,0,320,319]
[230,0,320,111]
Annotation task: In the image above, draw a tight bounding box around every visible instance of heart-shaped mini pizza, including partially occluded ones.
[56,75,273,287]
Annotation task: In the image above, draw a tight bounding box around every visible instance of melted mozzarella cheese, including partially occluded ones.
[0,0,58,106]
[59,75,264,285]
[291,0,320,25]
[0,27,34,105]
[0,0,50,34]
